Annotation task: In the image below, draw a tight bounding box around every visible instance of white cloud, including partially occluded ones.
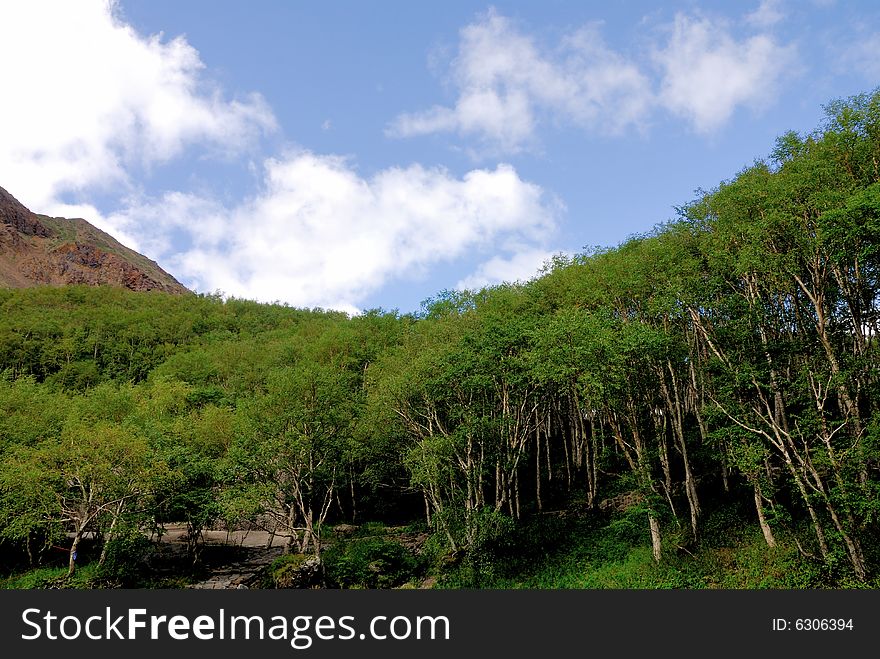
[104,192,230,260]
[389,7,797,150]
[387,9,652,154]
[745,0,785,28]
[105,154,559,312]
[653,14,795,133]
[837,32,880,81]
[0,0,275,212]
[456,248,559,291]
[0,1,800,313]
[0,1,560,313]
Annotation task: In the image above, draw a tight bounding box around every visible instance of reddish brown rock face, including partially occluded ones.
[0,185,188,294]
[0,186,50,237]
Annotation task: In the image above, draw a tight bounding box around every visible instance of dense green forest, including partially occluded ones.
[2,90,880,588]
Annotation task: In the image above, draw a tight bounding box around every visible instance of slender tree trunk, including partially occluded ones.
[536,428,543,512]
[544,414,553,487]
[68,529,83,577]
[514,469,521,519]
[583,410,595,505]
[99,500,125,567]
[785,458,830,560]
[350,471,358,524]
[754,483,776,548]
[285,506,297,553]
[494,461,502,510]
[561,432,572,489]
[664,362,700,539]
[590,419,600,508]
[655,412,675,517]
[649,514,662,563]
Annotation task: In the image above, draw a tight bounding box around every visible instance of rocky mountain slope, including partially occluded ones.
[0,186,187,294]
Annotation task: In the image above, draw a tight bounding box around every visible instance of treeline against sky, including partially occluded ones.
[1,90,879,584]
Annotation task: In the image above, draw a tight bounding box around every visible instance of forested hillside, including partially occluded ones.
[2,90,880,588]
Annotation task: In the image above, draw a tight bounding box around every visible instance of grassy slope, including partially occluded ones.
[437,502,876,589]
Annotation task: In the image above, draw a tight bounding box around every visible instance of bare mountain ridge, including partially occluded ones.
[0,186,188,294]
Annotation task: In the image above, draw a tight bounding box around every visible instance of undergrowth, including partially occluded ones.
[437,502,876,589]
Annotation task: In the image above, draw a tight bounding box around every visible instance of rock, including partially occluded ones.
[0,186,50,237]
[0,184,188,293]
[598,490,644,514]
[272,554,324,589]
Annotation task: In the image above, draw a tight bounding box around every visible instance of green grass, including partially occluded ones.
[324,536,422,589]
[352,521,389,537]
[1,562,202,589]
[1,563,102,589]
[436,504,868,589]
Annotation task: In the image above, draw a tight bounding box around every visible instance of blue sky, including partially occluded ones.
[1,1,878,313]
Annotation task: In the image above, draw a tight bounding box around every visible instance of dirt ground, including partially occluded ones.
[156,524,282,548]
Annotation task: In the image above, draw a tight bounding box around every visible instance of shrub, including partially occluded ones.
[97,529,155,586]
[324,537,419,589]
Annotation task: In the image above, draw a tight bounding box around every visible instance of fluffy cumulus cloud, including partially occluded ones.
[110,154,558,313]
[837,32,880,81]
[389,4,797,151]
[387,10,651,153]
[0,0,803,311]
[0,0,275,212]
[456,247,559,292]
[0,0,558,311]
[745,0,786,28]
[653,14,795,133]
